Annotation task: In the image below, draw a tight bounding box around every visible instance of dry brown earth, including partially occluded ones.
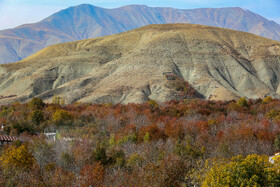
[0,24,280,104]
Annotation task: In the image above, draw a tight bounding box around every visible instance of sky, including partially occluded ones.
[0,0,279,30]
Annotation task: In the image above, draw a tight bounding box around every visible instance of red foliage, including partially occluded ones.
[138,124,166,142]
[164,122,184,139]
[216,130,224,140]
[195,121,209,132]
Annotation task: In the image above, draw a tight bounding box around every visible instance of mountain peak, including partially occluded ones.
[0,5,280,64]
[69,4,103,10]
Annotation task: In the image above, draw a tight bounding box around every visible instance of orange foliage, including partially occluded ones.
[79,162,105,187]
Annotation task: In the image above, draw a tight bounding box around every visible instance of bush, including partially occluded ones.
[52,109,73,126]
[79,162,105,187]
[28,97,45,110]
[138,124,166,142]
[236,97,249,107]
[28,110,44,125]
[147,100,158,108]
[266,109,280,119]
[52,95,65,105]
[262,96,273,104]
[202,155,280,186]
[127,153,145,168]
[0,144,34,171]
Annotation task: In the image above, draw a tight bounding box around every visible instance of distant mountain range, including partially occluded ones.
[0,4,280,64]
[0,24,279,104]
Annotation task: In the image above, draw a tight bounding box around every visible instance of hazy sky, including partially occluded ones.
[0,0,279,30]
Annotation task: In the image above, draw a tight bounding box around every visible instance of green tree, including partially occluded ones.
[28,97,45,110]
[60,152,75,172]
[127,153,145,168]
[52,95,65,105]
[275,135,280,152]
[143,132,150,143]
[28,109,44,125]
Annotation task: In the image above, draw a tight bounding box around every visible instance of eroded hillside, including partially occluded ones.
[0,24,280,104]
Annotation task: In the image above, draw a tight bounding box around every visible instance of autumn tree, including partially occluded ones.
[202,155,280,186]
[0,144,35,172]
[79,162,105,187]
[28,109,44,125]
[236,97,249,107]
[52,109,73,126]
[28,97,45,110]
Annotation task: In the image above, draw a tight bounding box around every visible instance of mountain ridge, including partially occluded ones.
[0,4,280,63]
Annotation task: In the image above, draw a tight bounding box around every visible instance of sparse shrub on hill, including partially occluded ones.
[168,76,203,100]
[147,100,158,108]
[263,96,273,104]
[236,97,249,107]
[52,95,65,105]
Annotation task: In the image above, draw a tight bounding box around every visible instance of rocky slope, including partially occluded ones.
[0,24,280,104]
[0,4,280,63]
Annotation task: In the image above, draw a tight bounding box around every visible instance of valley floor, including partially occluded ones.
[0,97,280,186]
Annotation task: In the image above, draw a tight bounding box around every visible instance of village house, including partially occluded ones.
[0,135,17,147]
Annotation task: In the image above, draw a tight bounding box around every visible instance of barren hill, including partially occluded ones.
[0,24,280,104]
[1,4,280,63]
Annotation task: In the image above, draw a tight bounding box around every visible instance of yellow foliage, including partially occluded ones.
[208,119,217,126]
[201,154,280,186]
[127,153,145,167]
[0,144,34,171]
[52,95,65,105]
[236,97,249,107]
[266,109,280,120]
[147,100,158,108]
[52,109,72,125]
[262,96,273,103]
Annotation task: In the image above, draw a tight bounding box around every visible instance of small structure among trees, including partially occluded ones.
[0,135,17,147]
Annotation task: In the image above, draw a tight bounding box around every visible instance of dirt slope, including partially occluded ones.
[0,24,280,104]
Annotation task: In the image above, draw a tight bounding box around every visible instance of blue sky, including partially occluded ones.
[0,0,279,30]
